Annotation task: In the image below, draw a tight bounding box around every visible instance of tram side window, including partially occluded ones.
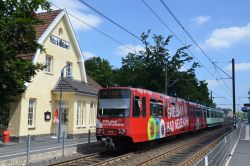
[142,97,146,117]
[150,99,157,116]
[207,110,210,118]
[211,111,215,118]
[158,103,163,117]
[189,107,193,117]
[133,96,140,117]
[196,109,199,117]
[164,102,168,118]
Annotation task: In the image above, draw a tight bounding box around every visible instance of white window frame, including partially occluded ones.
[45,55,53,73]
[81,101,86,127]
[76,100,81,127]
[89,102,97,127]
[28,99,36,128]
[66,62,72,78]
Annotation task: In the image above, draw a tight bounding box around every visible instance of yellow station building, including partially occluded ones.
[6,10,101,140]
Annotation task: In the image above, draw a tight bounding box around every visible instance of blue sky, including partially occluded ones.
[49,0,250,109]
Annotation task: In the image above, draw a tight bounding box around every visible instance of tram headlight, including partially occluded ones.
[97,128,103,135]
[118,129,126,135]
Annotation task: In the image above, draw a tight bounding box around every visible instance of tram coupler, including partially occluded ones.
[105,137,116,150]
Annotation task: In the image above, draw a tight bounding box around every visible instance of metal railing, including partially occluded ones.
[195,123,241,166]
[0,130,95,166]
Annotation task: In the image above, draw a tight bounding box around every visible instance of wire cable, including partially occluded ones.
[142,0,232,98]
[160,0,232,79]
[50,2,135,53]
[78,0,141,41]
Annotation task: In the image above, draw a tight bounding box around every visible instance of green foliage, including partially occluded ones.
[85,57,114,87]
[114,31,213,106]
[0,0,51,109]
[236,111,246,120]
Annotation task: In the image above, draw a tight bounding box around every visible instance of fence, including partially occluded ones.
[0,130,97,166]
[195,123,241,166]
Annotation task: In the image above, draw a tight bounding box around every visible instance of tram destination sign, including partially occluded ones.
[99,89,131,98]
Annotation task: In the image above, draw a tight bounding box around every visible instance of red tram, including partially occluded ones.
[96,87,207,148]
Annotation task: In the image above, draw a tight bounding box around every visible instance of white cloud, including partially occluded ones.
[225,62,250,72]
[178,66,187,72]
[115,44,145,57]
[206,79,220,88]
[82,51,97,60]
[203,23,250,49]
[190,16,210,25]
[48,0,102,31]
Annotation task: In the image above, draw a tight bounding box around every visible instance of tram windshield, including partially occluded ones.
[98,89,131,118]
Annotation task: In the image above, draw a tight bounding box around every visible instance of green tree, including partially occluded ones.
[236,111,245,120]
[0,0,51,110]
[116,31,196,91]
[85,57,114,87]
[115,31,213,106]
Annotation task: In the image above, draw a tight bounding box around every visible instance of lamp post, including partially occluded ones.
[57,65,68,143]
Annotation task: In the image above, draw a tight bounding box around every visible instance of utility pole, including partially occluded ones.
[165,62,168,95]
[232,58,236,128]
[210,91,213,101]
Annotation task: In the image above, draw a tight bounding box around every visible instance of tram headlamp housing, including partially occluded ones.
[96,128,104,135]
[118,129,126,135]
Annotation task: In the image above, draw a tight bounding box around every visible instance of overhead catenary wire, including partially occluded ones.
[160,0,232,79]
[50,2,135,53]
[141,0,230,99]
[141,0,215,78]
[78,0,142,41]
[159,0,234,100]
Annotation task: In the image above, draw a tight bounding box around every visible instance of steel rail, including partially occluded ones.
[179,130,232,166]
[136,125,232,166]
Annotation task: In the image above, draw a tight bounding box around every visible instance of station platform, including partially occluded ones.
[228,122,250,166]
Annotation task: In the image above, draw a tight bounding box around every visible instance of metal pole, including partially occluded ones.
[62,131,65,156]
[58,69,64,143]
[88,129,91,150]
[165,62,168,95]
[27,135,30,165]
[232,58,236,128]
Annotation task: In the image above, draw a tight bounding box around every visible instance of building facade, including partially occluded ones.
[7,10,101,140]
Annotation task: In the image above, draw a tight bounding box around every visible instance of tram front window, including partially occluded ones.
[98,99,130,117]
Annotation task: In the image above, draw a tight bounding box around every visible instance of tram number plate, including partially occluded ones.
[107,130,114,134]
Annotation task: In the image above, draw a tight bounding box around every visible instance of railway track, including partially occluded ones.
[50,124,233,166]
[134,125,233,166]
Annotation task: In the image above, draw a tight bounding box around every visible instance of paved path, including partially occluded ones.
[0,136,96,161]
[228,122,250,166]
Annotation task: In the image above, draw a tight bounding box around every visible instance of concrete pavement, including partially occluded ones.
[228,122,250,166]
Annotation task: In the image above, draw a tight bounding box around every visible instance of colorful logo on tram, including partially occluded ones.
[147,118,165,140]
[148,118,156,140]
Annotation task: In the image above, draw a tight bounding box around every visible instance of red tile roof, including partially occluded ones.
[35,10,62,39]
[19,10,62,61]
[86,75,103,90]
[17,53,34,61]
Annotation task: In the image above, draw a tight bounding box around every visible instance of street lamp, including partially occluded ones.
[57,65,69,143]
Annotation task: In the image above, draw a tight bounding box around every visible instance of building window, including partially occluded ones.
[76,100,81,127]
[66,62,72,78]
[58,28,63,35]
[45,55,53,73]
[89,102,96,127]
[81,101,86,127]
[28,99,36,128]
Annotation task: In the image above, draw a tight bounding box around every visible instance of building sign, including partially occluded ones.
[50,35,70,50]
